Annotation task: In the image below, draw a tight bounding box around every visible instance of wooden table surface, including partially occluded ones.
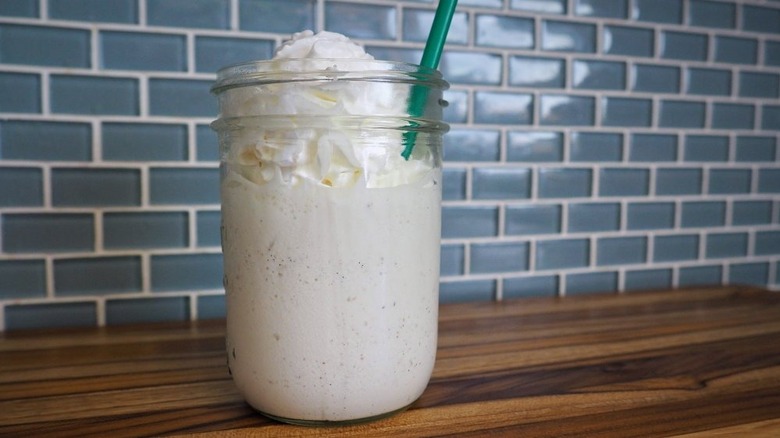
[2,286,780,437]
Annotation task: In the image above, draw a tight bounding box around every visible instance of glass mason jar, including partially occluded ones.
[211,59,449,425]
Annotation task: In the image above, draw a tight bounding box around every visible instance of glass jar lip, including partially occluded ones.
[211,58,449,94]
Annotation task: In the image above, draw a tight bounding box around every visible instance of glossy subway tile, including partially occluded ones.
[103,212,189,249]
[441,206,499,238]
[1,213,94,253]
[686,68,731,96]
[572,60,625,90]
[102,122,188,162]
[106,296,190,325]
[575,0,627,19]
[325,1,395,40]
[439,280,496,303]
[3,0,780,327]
[742,5,780,34]
[507,131,564,162]
[476,15,534,49]
[598,168,650,197]
[148,79,215,117]
[625,268,672,291]
[511,0,566,15]
[472,167,531,200]
[470,242,529,274]
[198,294,226,320]
[54,256,142,296]
[52,168,141,207]
[714,35,758,65]
[509,56,565,88]
[440,52,502,85]
[631,64,679,93]
[443,168,467,201]
[0,121,92,161]
[711,103,755,130]
[763,106,780,131]
[681,201,726,228]
[656,168,703,196]
[679,265,722,287]
[758,169,780,193]
[503,275,559,298]
[101,31,186,72]
[505,204,561,236]
[0,259,46,300]
[49,0,137,23]
[568,202,620,232]
[539,95,595,126]
[739,72,780,99]
[0,24,90,68]
[629,133,677,162]
[474,91,533,125]
[603,25,654,57]
[542,20,596,53]
[755,231,780,256]
[405,9,468,44]
[196,211,221,247]
[195,36,274,73]
[569,132,623,162]
[632,0,682,24]
[147,0,229,29]
[442,89,469,124]
[659,100,706,128]
[627,202,675,230]
[444,129,501,162]
[538,168,592,198]
[0,0,38,17]
[688,0,735,29]
[566,271,617,295]
[732,200,773,226]
[149,168,220,205]
[708,169,752,195]
[684,135,730,162]
[660,30,708,61]
[4,302,97,330]
[461,0,503,8]
[706,232,748,259]
[601,97,652,127]
[440,244,465,276]
[536,238,590,270]
[596,236,647,266]
[196,125,219,162]
[766,41,780,67]
[736,136,776,162]
[50,75,139,116]
[729,263,769,286]
[150,253,223,291]
[0,167,43,207]
[654,234,699,262]
[239,0,315,33]
[0,72,41,113]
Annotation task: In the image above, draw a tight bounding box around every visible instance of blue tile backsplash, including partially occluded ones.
[1,0,780,330]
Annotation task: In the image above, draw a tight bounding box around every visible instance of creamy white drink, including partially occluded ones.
[213,31,447,423]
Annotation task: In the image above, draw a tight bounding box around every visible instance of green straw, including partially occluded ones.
[401,0,458,160]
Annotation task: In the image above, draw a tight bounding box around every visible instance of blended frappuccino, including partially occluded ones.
[212,31,448,423]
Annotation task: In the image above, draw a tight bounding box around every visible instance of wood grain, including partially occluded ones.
[1,286,779,437]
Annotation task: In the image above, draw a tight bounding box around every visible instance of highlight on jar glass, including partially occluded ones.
[210,29,450,425]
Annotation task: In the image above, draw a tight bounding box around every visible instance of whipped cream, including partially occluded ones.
[274,30,373,61]
[218,30,436,189]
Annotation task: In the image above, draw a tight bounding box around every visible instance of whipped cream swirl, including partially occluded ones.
[216,30,438,188]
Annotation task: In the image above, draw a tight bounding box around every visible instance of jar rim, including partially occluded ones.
[211,115,450,135]
[211,59,449,94]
